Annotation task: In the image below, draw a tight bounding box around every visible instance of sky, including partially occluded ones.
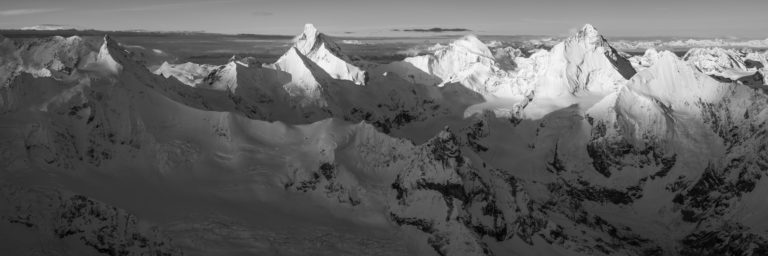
[0,0,767,38]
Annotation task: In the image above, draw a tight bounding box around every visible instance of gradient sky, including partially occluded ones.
[0,0,767,38]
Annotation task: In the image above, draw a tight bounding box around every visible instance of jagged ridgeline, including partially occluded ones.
[0,24,767,256]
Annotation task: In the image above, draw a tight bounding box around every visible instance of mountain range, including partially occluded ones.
[0,23,767,256]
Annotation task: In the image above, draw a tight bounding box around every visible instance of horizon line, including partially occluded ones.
[1,26,766,40]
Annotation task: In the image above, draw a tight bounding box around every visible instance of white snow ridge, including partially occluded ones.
[1,22,768,256]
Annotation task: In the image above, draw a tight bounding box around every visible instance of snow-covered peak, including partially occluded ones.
[154,61,219,87]
[615,51,689,129]
[642,50,679,69]
[288,24,367,85]
[304,23,318,34]
[155,61,242,91]
[629,48,661,71]
[0,34,103,80]
[627,50,727,105]
[371,33,511,96]
[94,35,124,74]
[273,47,331,80]
[293,24,322,52]
[451,34,493,58]
[566,24,610,49]
[577,24,601,42]
[642,50,689,74]
[268,47,332,106]
[532,24,636,96]
[607,49,760,151]
[681,47,765,85]
[11,34,113,77]
[684,47,747,73]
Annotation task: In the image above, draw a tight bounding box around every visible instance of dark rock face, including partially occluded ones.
[548,180,641,205]
[541,184,663,255]
[461,118,490,153]
[1,186,182,256]
[384,130,532,255]
[681,224,768,256]
[345,96,442,135]
[585,118,676,179]
[655,95,768,256]
[284,162,361,206]
[429,130,464,166]
[380,127,668,255]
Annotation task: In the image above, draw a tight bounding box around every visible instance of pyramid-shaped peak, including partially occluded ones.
[102,34,122,47]
[578,24,601,39]
[565,23,614,49]
[303,23,319,37]
[581,24,598,33]
[102,35,115,48]
[101,34,127,54]
[269,46,333,106]
[95,34,124,74]
[285,23,366,85]
[293,23,339,55]
[275,47,331,79]
[294,23,322,44]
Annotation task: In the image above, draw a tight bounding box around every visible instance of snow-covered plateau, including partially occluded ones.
[1,23,768,256]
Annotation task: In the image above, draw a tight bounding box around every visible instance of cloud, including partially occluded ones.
[393,27,471,33]
[103,0,244,12]
[20,23,76,30]
[252,11,274,16]
[0,8,60,16]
